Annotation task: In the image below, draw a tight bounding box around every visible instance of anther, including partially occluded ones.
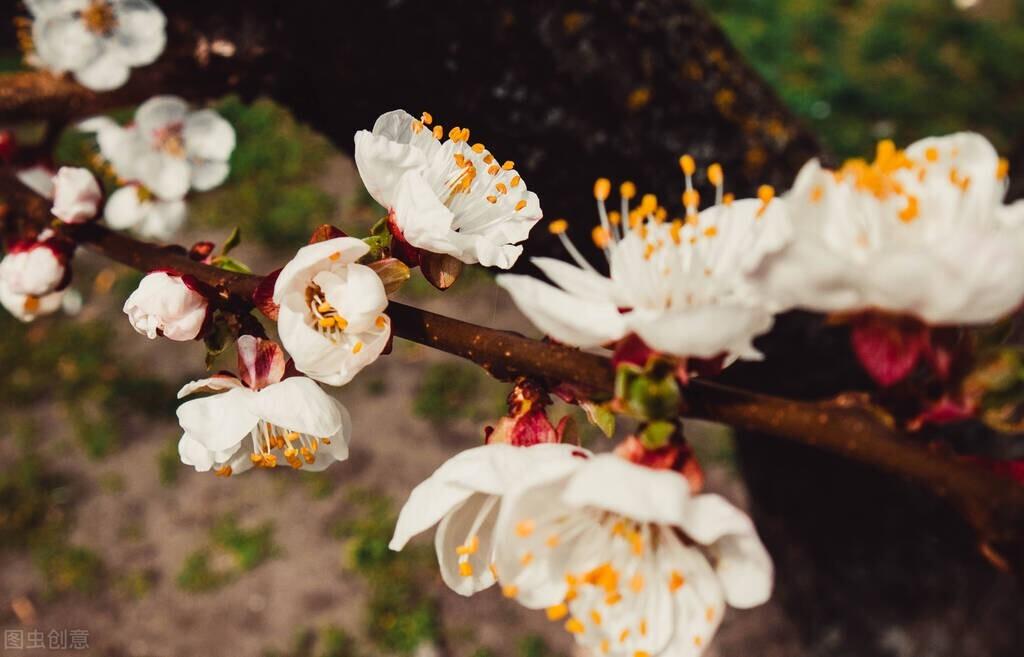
[680,154,696,176]
[620,181,637,200]
[707,162,723,186]
[594,178,612,201]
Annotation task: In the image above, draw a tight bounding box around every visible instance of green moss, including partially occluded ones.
[707,0,1024,157]
[334,490,440,654]
[413,361,506,424]
[31,533,105,598]
[177,515,280,592]
[157,436,181,488]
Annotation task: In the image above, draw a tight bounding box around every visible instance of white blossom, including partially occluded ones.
[80,95,236,201]
[27,0,166,91]
[273,237,391,387]
[497,164,790,362]
[123,271,208,341]
[354,109,542,269]
[51,166,102,223]
[755,133,1024,324]
[390,443,591,596]
[176,336,351,476]
[494,453,773,657]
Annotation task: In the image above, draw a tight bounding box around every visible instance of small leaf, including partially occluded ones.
[361,234,391,261]
[368,257,411,295]
[420,252,463,290]
[369,215,390,237]
[210,255,252,274]
[640,420,675,450]
[581,401,616,438]
[221,226,242,255]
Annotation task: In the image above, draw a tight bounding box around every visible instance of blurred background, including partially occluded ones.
[1,1,1023,656]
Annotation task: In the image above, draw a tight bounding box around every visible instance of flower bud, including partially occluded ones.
[52,166,102,224]
[0,242,66,297]
[123,272,208,341]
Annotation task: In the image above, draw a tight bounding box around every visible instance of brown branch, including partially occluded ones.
[2,171,1023,579]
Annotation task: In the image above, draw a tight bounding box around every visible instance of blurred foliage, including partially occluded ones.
[177,514,279,592]
[157,435,182,487]
[264,626,361,657]
[707,0,1024,157]
[0,313,175,457]
[189,96,337,247]
[0,429,105,598]
[518,635,565,657]
[413,361,507,424]
[333,489,439,654]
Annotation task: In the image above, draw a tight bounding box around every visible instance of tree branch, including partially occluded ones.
[2,170,1023,578]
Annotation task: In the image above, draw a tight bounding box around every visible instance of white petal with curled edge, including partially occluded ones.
[190,160,230,192]
[658,533,727,657]
[178,434,217,472]
[353,110,432,208]
[184,109,236,162]
[317,264,388,333]
[671,493,758,546]
[709,532,774,609]
[496,274,627,348]
[390,170,459,255]
[435,493,500,595]
[135,95,189,135]
[276,304,388,387]
[249,376,344,439]
[562,455,696,526]
[176,387,258,452]
[301,399,352,472]
[273,237,371,304]
[73,48,131,91]
[628,303,773,360]
[177,375,244,399]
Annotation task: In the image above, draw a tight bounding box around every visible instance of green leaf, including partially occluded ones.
[640,420,676,450]
[581,401,616,438]
[221,226,242,256]
[210,255,252,274]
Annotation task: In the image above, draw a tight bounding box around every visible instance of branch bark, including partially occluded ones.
[2,170,1023,579]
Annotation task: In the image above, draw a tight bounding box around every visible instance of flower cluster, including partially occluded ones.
[23,0,166,91]
[391,440,772,657]
[81,95,236,239]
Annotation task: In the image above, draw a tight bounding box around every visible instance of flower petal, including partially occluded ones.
[73,49,131,91]
[496,274,627,347]
[176,387,258,451]
[272,237,371,305]
[189,160,230,192]
[184,109,236,162]
[135,95,188,136]
[353,110,432,208]
[249,376,345,438]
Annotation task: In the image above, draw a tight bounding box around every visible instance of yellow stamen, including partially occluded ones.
[590,611,603,625]
[433,126,443,139]
[421,111,433,125]
[375,315,387,329]
[545,534,560,548]
[456,535,480,555]
[592,226,610,248]
[680,154,696,176]
[511,175,522,187]
[502,585,519,598]
[898,195,919,223]
[707,162,723,186]
[546,604,569,621]
[758,184,775,204]
[630,573,645,592]
[549,219,569,234]
[683,189,700,209]
[564,618,585,634]
[924,146,939,162]
[703,226,718,238]
[502,160,515,170]
[352,342,363,354]
[594,178,611,201]
[520,551,534,565]
[516,519,535,537]
[514,199,528,211]
[997,157,1009,180]
[214,465,232,477]
[620,181,637,200]
[472,143,486,153]
[459,562,473,577]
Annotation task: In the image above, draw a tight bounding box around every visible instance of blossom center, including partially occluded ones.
[306,283,349,334]
[153,124,186,158]
[80,1,119,35]
[245,418,332,472]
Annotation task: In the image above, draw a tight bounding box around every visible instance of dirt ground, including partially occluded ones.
[0,155,800,657]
